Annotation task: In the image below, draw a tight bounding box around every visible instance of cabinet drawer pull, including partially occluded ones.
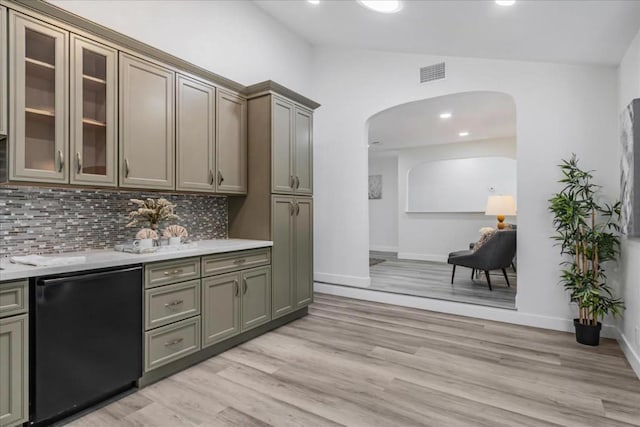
[290,175,295,188]
[234,279,239,296]
[125,158,130,178]
[163,269,184,276]
[295,202,300,216]
[295,175,300,189]
[57,150,64,172]
[233,259,246,265]
[209,169,214,185]
[243,278,248,295]
[164,337,184,347]
[76,152,82,174]
[217,170,224,185]
[289,201,295,216]
[164,300,184,308]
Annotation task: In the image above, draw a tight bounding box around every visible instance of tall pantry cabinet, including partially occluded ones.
[229,88,319,320]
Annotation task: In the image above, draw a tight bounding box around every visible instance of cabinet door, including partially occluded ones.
[216,90,247,194]
[0,314,28,427]
[176,75,216,192]
[241,266,271,332]
[9,11,68,183]
[271,96,295,194]
[202,273,240,347]
[294,107,313,195]
[70,34,117,187]
[119,53,175,190]
[271,196,295,319]
[294,197,313,308]
[0,6,7,136]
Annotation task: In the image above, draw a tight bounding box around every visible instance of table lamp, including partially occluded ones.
[485,195,516,230]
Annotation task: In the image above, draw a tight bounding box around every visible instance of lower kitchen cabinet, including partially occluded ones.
[202,272,241,347]
[271,196,313,319]
[0,314,28,427]
[202,266,271,348]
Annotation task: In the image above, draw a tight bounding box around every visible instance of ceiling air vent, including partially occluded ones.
[420,62,445,83]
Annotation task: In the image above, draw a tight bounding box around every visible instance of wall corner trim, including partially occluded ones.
[617,327,640,380]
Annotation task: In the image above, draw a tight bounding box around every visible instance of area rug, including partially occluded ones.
[369,258,386,266]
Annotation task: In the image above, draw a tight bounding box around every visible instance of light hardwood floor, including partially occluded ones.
[68,294,640,427]
[367,251,517,309]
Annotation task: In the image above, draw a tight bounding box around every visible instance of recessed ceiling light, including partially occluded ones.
[439,112,452,119]
[495,0,516,6]
[357,1,402,14]
[459,131,470,137]
[308,0,320,4]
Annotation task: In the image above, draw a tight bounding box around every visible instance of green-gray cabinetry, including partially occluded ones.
[271,95,313,195]
[119,52,175,190]
[0,280,29,427]
[216,89,247,194]
[176,74,216,192]
[201,249,271,347]
[271,196,313,319]
[9,10,69,183]
[70,34,118,187]
[0,6,7,136]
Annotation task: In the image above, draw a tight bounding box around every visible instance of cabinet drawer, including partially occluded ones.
[0,280,28,318]
[145,316,200,372]
[202,248,271,277]
[145,257,200,288]
[145,279,200,331]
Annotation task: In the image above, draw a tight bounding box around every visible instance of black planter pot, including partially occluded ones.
[573,319,602,346]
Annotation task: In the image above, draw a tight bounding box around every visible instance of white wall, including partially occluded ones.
[398,138,516,262]
[48,0,313,94]
[311,47,619,328]
[368,153,398,252]
[617,27,640,377]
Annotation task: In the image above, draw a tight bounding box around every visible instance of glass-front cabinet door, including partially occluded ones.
[70,34,117,186]
[9,11,68,183]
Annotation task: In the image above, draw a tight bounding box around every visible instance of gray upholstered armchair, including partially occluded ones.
[447,230,516,291]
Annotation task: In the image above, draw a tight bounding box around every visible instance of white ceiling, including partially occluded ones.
[367,91,516,151]
[254,0,640,66]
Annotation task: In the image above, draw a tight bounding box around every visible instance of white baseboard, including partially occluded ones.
[397,252,447,263]
[314,272,371,288]
[314,282,619,338]
[370,245,398,253]
[617,328,640,379]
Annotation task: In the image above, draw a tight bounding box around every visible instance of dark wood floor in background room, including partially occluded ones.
[69,294,640,427]
[368,251,517,309]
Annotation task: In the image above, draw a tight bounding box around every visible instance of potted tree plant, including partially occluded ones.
[548,154,624,346]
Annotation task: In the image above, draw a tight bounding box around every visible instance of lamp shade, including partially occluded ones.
[485,195,516,216]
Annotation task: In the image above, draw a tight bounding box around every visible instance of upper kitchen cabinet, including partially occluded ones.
[0,6,7,137]
[70,34,117,187]
[119,53,175,190]
[176,74,216,193]
[9,11,68,183]
[270,95,314,195]
[216,89,247,194]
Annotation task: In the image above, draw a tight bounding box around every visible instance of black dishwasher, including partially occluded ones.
[30,266,143,425]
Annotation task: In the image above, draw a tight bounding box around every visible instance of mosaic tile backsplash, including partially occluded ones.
[0,186,228,257]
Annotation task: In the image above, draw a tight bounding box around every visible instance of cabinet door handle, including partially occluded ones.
[234,279,239,296]
[163,269,183,276]
[217,171,224,185]
[125,158,130,178]
[164,300,184,308]
[296,202,300,216]
[164,337,184,347]
[57,150,64,172]
[295,175,300,189]
[290,175,295,189]
[243,278,248,295]
[76,152,82,174]
[209,169,214,185]
[289,201,295,216]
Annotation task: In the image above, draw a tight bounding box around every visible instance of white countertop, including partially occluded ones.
[0,239,273,282]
